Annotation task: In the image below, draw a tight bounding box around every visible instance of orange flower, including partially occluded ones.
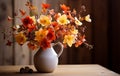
[42,3,50,9]
[75,40,83,47]
[15,32,27,45]
[34,29,48,42]
[29,6,37,10]
[27,42,38,50]
[19,9,26,16]
[60,4,70,11]
[7,1,92,50]
[75,35,86,47]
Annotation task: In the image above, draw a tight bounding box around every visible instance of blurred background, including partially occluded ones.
[0,0,120,74]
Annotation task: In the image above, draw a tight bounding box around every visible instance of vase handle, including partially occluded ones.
[52,42,63,57]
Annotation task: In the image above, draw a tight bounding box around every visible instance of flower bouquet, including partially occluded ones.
[7,1,92,50]
[6,1,93,73]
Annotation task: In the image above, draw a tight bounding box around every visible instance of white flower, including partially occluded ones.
[75,17,82,26]
[85,14,92,22]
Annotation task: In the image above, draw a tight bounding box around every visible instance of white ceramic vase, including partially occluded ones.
[34,42,63,73]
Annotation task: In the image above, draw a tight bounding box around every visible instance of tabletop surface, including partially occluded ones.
[0,64,119,76]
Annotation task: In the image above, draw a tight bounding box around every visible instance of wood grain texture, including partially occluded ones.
[14,0,30,65]
[108,0,120,73]
[91,0,109,67]
[0,0,13,65]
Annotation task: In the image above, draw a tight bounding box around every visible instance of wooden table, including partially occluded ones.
[0,64,119,76]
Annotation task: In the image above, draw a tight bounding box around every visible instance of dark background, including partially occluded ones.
[59,0,120,74]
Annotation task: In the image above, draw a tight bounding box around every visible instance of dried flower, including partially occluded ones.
[63,35,75,47]
[85,14,92,22]
[15,32,27,45]
[57,14,69,25]
[60,4,70,12]
[37,15,51,26]
[7,2,92,50]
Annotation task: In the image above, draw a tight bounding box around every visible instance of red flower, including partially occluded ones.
[51,21,59,31]
[47,28,56,42]
[27,42,38,50]
[27,24,36,32]
[22,16,34,27]
[60,4,70,11]
[42,3,50,9]
[40,38,50,50]
[51,21,58,27]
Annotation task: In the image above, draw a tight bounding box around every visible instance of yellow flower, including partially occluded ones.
[15,32,27,45]
[63,35,75,47]
[75,17,82,26]
[70,29,78,35]
[34,28,48,42]
[37,15,51,26]
[85,14,91,22]
[57,14,69,25]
